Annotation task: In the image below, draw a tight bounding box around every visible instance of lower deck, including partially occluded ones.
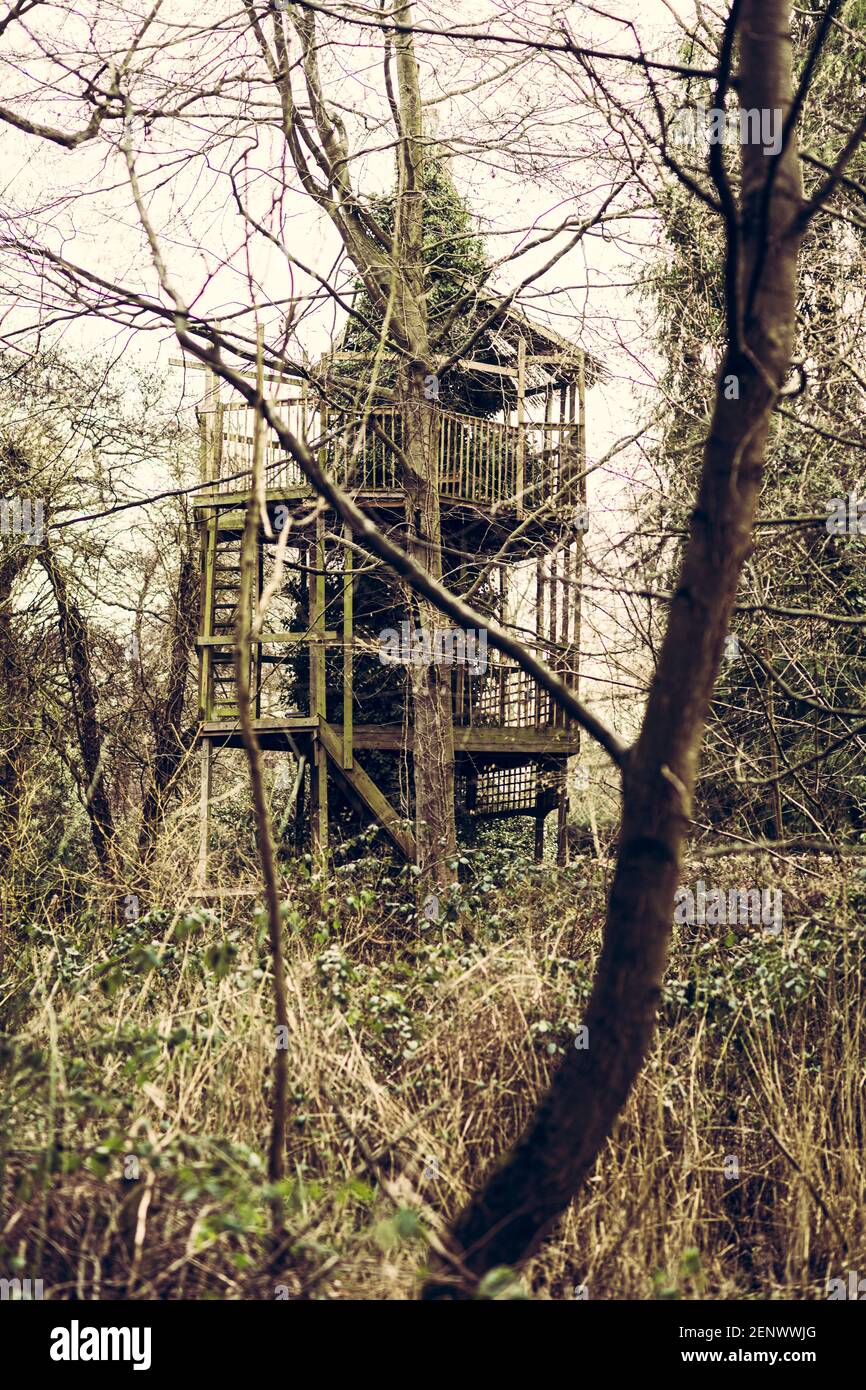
[197,714,575,871]
[200,717,582,757]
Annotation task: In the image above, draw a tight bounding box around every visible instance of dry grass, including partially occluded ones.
[1,827,864,1300]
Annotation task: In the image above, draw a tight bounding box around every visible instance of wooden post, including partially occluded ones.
[311,737,329,869]
[254,538,263,720]
[577,350,586,479]
[535,555,544,729]
[310,517,329,870]
[543,384,554,498]
[315,515,326,718]
[342,525,353,769]
[534,788,546,863]
[558,384,568,494]
[549,548,559,727]
[515,338,526,516]
[198,738,212,885]
[559,539,569,730]
[294,755,307,854]
[573,348,587,739]
[556,770,569,867]
[198,320,222,485]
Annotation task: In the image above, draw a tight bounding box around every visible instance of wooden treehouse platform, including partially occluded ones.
[188,318,590,877]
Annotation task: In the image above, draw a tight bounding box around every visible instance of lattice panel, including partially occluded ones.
[460,764,563,816]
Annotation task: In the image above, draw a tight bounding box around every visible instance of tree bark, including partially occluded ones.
[400,360,458,884]
[40,546,116,873]
[0,551,30,873]
[138,532,199,863]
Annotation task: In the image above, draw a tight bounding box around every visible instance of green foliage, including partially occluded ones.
[652,1248,704,1300]
[345,160,487,350]
[475,1266,531,1300]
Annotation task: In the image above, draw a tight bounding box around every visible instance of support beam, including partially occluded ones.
[556,772,569,867]
[313,516,327,719]
[534,792,546,863]
[198,738,212,885]
[342,524,353,769]
[311,738,329,869]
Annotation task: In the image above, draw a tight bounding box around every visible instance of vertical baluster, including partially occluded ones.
[486,420,492,501]
[535,556,543,728]
[451,413,456,494]
[500,420,506,504]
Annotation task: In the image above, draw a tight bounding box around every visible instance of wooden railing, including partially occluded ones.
[452,658,574,730]
[206,403,580,510]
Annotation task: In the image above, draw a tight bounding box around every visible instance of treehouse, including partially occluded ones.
[190,305,597,879]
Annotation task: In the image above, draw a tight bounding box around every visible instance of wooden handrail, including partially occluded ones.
[210,403,577,509]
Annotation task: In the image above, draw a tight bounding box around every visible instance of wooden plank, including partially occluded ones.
[196,631,338,647]
[337,724,582,755]
[525,353,583,366]
[193,485,311,512]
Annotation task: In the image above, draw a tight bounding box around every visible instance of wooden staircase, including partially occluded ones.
[317,720,415,860]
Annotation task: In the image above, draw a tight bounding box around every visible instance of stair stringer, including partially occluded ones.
[317,719,416,862]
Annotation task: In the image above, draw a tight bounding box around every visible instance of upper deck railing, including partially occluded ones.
[205,402,581,512]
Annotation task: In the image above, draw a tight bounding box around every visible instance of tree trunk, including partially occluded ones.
[0,552,30,873]
[40,547,116,872]
[400,359,457,885]
[424,0,805,1292]
[138,535,199,863]
[391,10,458,885]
